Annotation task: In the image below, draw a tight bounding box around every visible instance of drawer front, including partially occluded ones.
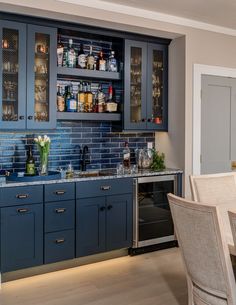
[76,178,133,198]
[44,200,75,233]
[0,185,43,207]
[44,230,75,264]
[44,183,75,202]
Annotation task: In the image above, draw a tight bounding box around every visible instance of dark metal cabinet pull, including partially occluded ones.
[100,186,111,191]
[55,238,65,244]
[28,115,33,120]
[100,206,106,211]
[17,208,29,213]
[55,208,66,213]
[54,190,66,195]
[107,205,113,210]
[19,115,24,120]
[16,194,29,199]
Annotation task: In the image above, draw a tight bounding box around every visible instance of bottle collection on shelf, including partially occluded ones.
[57,83,118,113]
[57,36,118,72]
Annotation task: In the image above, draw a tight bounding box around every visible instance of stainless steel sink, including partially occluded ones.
[73,169,117,178]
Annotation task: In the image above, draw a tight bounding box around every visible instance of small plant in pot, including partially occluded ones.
[150,149,165,171]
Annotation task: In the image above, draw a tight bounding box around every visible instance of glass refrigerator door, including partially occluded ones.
[138,180,174,242]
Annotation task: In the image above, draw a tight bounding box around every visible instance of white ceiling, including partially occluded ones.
[88,0,236,30]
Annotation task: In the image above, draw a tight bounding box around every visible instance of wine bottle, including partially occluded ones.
[87,45,95,70]
[77,43,87,69]
[108,50,118,72]
[123,142,131,169]
[57,34,64,67]
[98,50,106,71]
[26,146,36,176]
[66,39,76,68]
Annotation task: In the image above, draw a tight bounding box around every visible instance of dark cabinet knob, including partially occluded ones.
[141,118,146,122]
[107,205,113,210]
[55,238,65,244]
[19,115,24,120]
[100,206,106,211]
[147,118,152,122]
[28,116,33,120]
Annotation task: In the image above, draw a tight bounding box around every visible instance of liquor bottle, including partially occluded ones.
[66,39,76,68]
[98,50,106,71]
[66,85,77,112]
[107,85,113,102]
[77,43,86,69]
[108,50,118,72]
[57,85,65,112]
[123,142,131,169]
[85,83,93,113]
[77,83,85,112]
[97,85,106,113]
[87,45,95,70]
[26,146,36,176]
[57,34,64,67]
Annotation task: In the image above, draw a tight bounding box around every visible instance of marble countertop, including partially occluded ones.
[0,168,183,188]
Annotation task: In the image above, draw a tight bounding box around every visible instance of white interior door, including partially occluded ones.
[201,75,236,174]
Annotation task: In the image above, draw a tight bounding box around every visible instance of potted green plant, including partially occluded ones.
[150,149,165,171]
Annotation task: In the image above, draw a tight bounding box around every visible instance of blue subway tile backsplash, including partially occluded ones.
[0,121,155,172]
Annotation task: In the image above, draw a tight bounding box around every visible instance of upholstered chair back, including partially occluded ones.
[168,194,236,305]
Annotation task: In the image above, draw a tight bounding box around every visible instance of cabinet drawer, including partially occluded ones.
[44,230,75,264]
[44,183,75,202]
[44,200,75,233]
[76,178,133,199]
[0,185,43,207]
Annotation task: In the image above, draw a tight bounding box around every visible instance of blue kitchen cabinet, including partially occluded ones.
[0,20,57,130]
[106,194,133,251]
[124,40,168,131]
[1,203,43,272]
[76,197,106,257]
[0,20,27,129]
[76,179,133,257]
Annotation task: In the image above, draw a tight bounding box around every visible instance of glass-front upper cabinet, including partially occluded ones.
[27,25,57,129]
[124,40,168,131]
[147,43,168,130]
[124,40,147,130]
[0,21,26,129]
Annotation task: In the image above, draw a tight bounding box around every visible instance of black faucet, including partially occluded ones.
[80,145,90,171]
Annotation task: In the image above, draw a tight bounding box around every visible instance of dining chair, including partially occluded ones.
[168,193,236,305]
[189,173,236,254]
[189,172,236,203]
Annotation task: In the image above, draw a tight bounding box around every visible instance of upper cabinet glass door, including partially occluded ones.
[147,43,168,130]
[124,40,147,130]
[27,25,57,129]
[0,21,26,129]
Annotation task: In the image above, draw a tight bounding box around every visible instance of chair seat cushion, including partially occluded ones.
[193,285,227,305]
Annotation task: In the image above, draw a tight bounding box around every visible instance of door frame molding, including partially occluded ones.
[193,64,236,174]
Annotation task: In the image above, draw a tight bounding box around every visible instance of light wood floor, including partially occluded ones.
[0,248,188,305]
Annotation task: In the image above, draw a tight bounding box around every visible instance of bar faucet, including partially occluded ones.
[80,145,90,171]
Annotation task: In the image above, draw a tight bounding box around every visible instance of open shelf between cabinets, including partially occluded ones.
[57,112,121,121]
[57,67,121,80]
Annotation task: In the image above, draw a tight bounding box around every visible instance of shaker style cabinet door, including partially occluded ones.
[0,204,43,272]
[27,25,57,129]
[147,43,168,131]
[0,20,27,129]
[76,197,106,257]
[124,40,147,130]
[106,194,133,251]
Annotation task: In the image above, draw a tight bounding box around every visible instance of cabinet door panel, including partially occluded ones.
[1,204,43,272]
[27,25,57,129]
[76,197,106,257]
[147,43,168,131]
[106,194,133,251]
[0,20,26,129]
[124,40,147,130]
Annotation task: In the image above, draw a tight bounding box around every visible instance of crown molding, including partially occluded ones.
[57,0,236,37]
